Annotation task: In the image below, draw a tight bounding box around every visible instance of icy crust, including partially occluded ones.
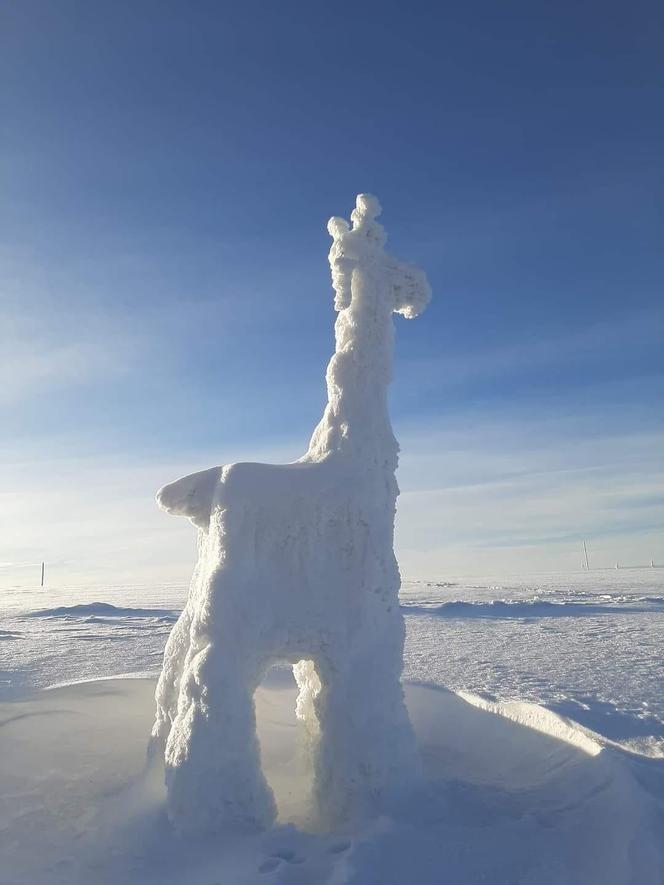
[152,195,430,832]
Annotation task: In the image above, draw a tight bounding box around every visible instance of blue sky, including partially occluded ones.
[1,1,663,585]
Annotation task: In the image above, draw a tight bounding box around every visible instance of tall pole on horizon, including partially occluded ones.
[40,561,45,587]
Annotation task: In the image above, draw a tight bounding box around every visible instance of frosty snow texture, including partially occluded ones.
[151,194,431,832]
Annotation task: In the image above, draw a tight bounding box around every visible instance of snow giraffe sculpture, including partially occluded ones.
[151,193,431,833]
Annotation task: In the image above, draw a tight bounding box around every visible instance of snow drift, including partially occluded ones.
[401,597,664,618]
[26,602,179,621]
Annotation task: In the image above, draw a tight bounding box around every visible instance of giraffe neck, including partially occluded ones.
[306,265,398,470]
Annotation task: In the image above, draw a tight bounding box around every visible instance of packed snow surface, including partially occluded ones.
[1,674,662,884]
[1,569,663,882]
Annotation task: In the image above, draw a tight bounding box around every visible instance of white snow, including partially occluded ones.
[1,674,662,884]
[26,601,179,620]
[151,194,429,832]
[401,571,664,759]
[2,571,664,882]
[4,572,663,755]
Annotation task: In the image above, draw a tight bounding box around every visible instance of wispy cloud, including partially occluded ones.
[0,245,147,406]
[396,309,663,398]
[0,337,139,405]
[396,410,664,576]
[0,439,302,588]
[1,242,662,585]
[1,400,662,588]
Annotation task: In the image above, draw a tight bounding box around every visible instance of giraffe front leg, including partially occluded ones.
[151,531,212,755]
[164,641,277,833]
[150,604,193,756]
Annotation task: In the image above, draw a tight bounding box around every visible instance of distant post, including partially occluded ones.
[40,561,45,587]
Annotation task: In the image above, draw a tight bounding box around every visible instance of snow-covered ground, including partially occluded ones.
[402,569,664,758]
[1,569,663,883]
[3,570,663,756]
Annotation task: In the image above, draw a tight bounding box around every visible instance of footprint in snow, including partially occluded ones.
[258,849,305,873]
[258,857,281,873]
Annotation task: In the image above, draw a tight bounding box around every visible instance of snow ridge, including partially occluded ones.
[26,602,179,621]
[401,597,664,618]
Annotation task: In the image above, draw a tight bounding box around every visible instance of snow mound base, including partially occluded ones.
[1,677,662,885]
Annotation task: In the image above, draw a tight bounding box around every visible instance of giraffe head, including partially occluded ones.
[327,194,431,318]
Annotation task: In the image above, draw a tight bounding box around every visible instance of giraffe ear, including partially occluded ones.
[393,263,431,319]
